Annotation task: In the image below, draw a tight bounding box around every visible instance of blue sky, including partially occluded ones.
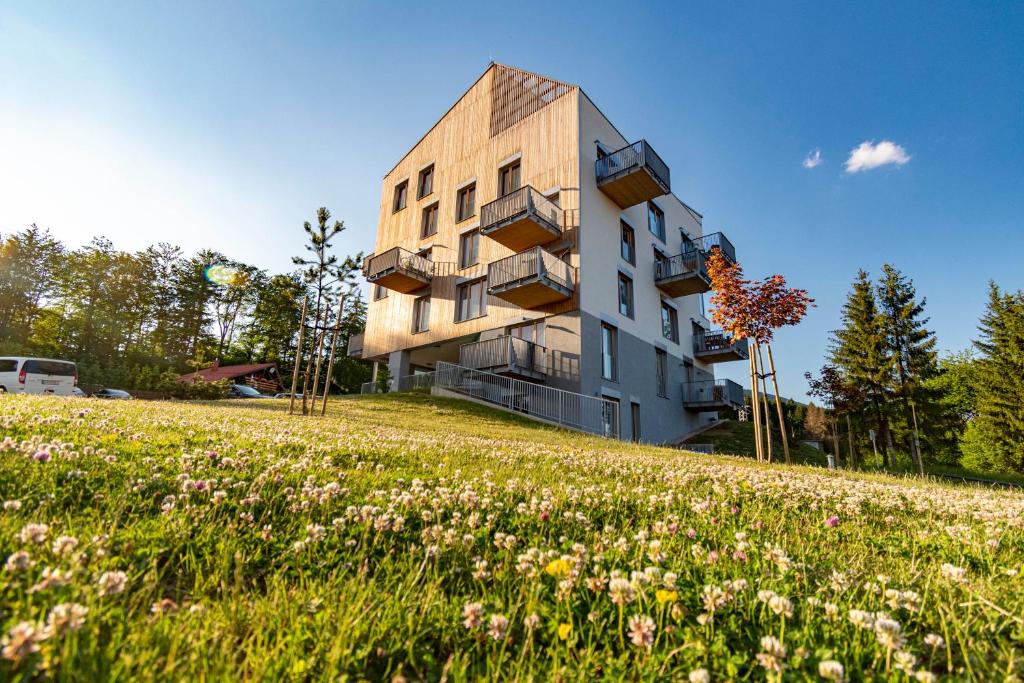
[2,2,1022,397]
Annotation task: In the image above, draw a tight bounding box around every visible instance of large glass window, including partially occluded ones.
[661,301,679,343]
[458,230,479,269]
[617,273,634,319]
[601,322,618,381]
[648,201,665,242]
[456,279,487,321]
[620,220,636,265]
[412,295,431,333]
[655,349,668,397]
[456,183,476,222]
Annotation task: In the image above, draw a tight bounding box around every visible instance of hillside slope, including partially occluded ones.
[0,393,1021,680]
[681,419,828,465]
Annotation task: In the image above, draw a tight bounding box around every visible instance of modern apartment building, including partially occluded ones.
[353,63,747,443]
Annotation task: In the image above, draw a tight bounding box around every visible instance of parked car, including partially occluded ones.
[228,384,267,399]
[92,388,133,400]
[0,357,78,396]
[273,392,303,399]
[71,387,87,398]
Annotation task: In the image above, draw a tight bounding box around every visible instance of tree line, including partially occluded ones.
[0,216,370,394]
[808,264,1024,475]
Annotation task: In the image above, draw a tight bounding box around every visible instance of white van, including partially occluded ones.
[0,357,79,396]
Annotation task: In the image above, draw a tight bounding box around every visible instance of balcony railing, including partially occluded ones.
[346,332,365,359]
[480,186,561,251]
[681,379,745,411]
[364,247,433,293]
[459,336,547,378]
[654,250,711,297]
[683,231,736,264]
[595,140,671,208]
[487,247,574,308]
[693,330,749,363]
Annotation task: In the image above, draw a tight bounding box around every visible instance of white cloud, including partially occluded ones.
[844,140,911,173]
[802,148,823,169]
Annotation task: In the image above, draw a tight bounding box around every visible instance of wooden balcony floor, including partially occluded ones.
[482,213,559,252]
[598,167,669,209]
[655,272,711,297]
[370,269,431,294]
[489,277,572,309]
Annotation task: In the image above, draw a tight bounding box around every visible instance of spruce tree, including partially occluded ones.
[877,264,938,471]
[829,270,896,466]
[972,283,1024,473]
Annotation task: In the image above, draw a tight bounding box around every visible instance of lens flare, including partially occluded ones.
[204,264,241,286]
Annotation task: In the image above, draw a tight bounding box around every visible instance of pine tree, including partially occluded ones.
[972,283,1024,473]
[877,265,938,471]
[830,271,896,466]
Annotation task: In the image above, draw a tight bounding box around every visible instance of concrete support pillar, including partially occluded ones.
[387,350,410,391]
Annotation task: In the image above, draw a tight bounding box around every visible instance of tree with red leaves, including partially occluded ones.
[706,250,814,464]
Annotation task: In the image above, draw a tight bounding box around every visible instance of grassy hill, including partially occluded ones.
[681,419,829,465]
[0,392,1022,680]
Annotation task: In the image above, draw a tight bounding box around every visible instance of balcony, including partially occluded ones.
[459,336,547,380]
[684,231,736,264]
[654,250,711,297]
[346,332,364,359]
[365,247,432,294]
[487,247,574,309]
[682,379,745,411]
[480,186,561,252]
[595,140,671,208]
[694,330,749,363]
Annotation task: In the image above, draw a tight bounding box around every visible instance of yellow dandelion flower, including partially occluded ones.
[545,558,571,578]
[557,622,573,640]
[656,589,678,605]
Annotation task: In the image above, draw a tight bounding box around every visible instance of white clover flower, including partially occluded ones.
[688,669,710,683]
[487,614,509,640]
[97,570,128,597]
[44,603,88,638]
[940,563,968,584]
[1,621,41,663]
[818,659,846,682]
[608,577,635,606]
[5,551,32,573]
[627,614,655,648]
[19,523,49,545]
[756,635,786,673]
[924,633,944,649]
[462,602,483,629]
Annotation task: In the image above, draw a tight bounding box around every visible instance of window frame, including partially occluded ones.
[620,220,636,265]
[420,202,439,239]
[456,183,476,223]
[373,284,388,301]
[417,165,434,199]
[498,160,521,198]
[411,295,431,334]
[393,179,409,213]
[600,322,618,382]
[458,229,480,270]
[655,348,668,398]
[648,201,665,242]
[455,278,488,322]
[617,272,634,319]
[660,300,679,343]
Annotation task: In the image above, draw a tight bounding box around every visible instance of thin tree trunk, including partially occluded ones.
[287,296,307,415]
[300,299,324,415]
[765,344,791,465]
[830,415,840,466]
[748,346,763,462]
[846,413,856,468]
[309,299,330,413]
[319,294,346,416]
[755,342,773,464]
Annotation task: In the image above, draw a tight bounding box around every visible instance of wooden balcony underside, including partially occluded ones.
[481,213,560,252]
[369,269,431,294]
[489,277,572,309]
[655,272,711,297]
[598,167,669,209]
[695,347,747,363]
[683,398,740,412]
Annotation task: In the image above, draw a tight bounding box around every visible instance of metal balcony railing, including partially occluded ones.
[487,247,574,292]
[595,140,671,193]
[681,379,745,409]
[480,186,561,236]
[655,250,709,283]
[365,247,433,284]
[683,231,736,263]
[435,362,619,438]
[459,336,547,376]
[693,330,749,359]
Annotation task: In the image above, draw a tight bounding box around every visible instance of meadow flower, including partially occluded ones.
[655,589,678,605]
[924,633,944,649]
[627,614,655,648]
[44,603,88,637]
[523,613,540,630]
[19,523,49,544]
[151,598,179,615]
[3,500,22,511]
[557,622,572,640]
[544,557,571,578]
[849,609,875,630]
[818,659,846,682]
[874,616,906,650]
[5,551,32,572]
[487,614,509,640]
[913,671,937,682]
[826,515,840,527]
[688,669,710,683]
[462,602,483,629]
[608,577,635,606]
[940,563,968,584]
[29,567,72,593]
[97,570,128,597]
[767,594,794,618]
[52,535,78,556]
[1,622,41,663]
[756,635,786,673]
[893,650,917,673]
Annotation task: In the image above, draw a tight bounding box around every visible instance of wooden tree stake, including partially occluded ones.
[319,293,347,416]
[287,296,307,416]
[766,344,792,465]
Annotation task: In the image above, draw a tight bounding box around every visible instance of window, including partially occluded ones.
[393,180,408,212]
[653,247,670,279]
[412,295,431,333]
[601,322,618,381]
[456,183,476,222]
[545,190,560,206]
[421,203,438,238]
[631,402,642,442]
[456,279,487,321]
[655,349,668,398]
[601,395,619,437]
[498,160,521,197]
[617,273,634,318]
[648,201,665,242]
[417,165,434,199]
[0,359,18,372]
[661,301,679,343]
[373,284,388,301]
[620,220,635,265]
[458,230,479,269]
[509,321,543,344]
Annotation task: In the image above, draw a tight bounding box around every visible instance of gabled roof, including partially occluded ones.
[179,362,277,384]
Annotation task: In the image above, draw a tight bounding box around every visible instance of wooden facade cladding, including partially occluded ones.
[363,64,582,360]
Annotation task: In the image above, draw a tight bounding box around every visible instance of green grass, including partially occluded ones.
[0,393,1022,681]
[680,419,829,465]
